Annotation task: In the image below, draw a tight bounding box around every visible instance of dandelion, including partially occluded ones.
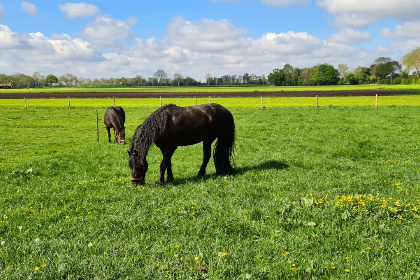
[156,263,159,267]
[42,264,47,268]
[218,252,227,257]
[344,269,350,273]
[282,251,290,256]
[65,215,69,219]
[34,238,40,243]
[18,226,22,232]
[34,267,40,271]
[180,257,184,261]
[331,266,336,270]
[88,242,93,247]
[175,245,179,248]
[1,241,5,246]
[194,256,199,261]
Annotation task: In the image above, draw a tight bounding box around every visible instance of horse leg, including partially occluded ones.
[198,140,212,177]
[159,146,176,185]
[106,126,112,143]
[113,128,117,143]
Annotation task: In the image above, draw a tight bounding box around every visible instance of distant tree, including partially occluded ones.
[45,74,58,86]
[371,57,401,81]
[402,47,420,78]
[353,67,370,84]
[153,69,167,86]
[299,68,311,86]
[268,69,285,86]
[310,64,339,85]
[32,72,43,87]
[337,64,349,80]
[59,73,77,86]
[291,68,301,86]
[205,73,212,86]
[283,64,294,86]
[173,73,183,86]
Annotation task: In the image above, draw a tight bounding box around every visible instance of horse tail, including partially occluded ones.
[214,113,235,176]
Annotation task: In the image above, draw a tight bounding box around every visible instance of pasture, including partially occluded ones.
[0,97,419,279]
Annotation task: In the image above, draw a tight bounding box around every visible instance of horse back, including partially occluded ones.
[104,106,125,129]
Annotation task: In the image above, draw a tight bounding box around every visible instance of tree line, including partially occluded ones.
[2,48,420,88]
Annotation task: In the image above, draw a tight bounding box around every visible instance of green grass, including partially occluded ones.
[2,95,420,109]
[2,84,420,94]
[0,100,419,279]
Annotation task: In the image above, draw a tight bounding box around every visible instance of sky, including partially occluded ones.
[1,0,420,81]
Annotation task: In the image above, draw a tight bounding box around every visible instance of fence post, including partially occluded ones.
[160,96,162,107]
[316,95,319,108]
[24,97,27,109]
[68,97,71,109]
[209,96,211,104]
[375,94,378,108]
[113,96,116,106]
[261,96,263,108]
[96,110,99,143]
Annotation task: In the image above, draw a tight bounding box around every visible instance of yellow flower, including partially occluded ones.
[42,264,47,268]
[180,257,184,261]
[194,256,199,261]
[65,216,69,219]
[282,251,290,256]
[156,263,159,267]
[34,267,40,271]
[344,269,350,273]
[331,266,336,270]
[175,245,179,248]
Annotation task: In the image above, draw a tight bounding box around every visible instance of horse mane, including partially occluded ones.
[130,104,176,157]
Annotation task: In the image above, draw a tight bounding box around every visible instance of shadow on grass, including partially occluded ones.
[162,159,289,186]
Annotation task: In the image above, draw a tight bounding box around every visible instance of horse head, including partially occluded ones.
[116,127,126,145]
[128,150,148,185]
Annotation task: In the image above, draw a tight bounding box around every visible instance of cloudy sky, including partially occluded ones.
[1,0,420,81]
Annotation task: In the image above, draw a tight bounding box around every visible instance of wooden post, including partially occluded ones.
[96,110,99,143]
[160,96,162,107]
[375,94,378,108]
[260,96,263,108]
[209,96,211,104]
[24,97,27,109]
[316,95,319,108]
[113,96,116,106]
[68,96,71,109]
[147,104,149,116]
[196,97,197,106]
[179,98,181,107]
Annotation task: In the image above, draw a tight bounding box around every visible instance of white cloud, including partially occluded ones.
[166,17,247,52]
[81,15,137,48]
[318,0,420,27]
[21,1,38,16]
[0,24,26,49]
[58,2,99,19]
[262,0,309,7]
[328,28,371,44]
[382,21,420,40]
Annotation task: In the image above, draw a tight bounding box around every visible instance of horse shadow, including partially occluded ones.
[165,159,289,186]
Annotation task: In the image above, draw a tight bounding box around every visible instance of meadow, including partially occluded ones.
[0,97,419,279]
[1,83,420,94]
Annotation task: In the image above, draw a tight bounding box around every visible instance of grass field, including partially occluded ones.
[1,84,420,94]
[1,98,419,279]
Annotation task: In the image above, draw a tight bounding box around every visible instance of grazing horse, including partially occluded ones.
[128,103,235,185]
[104,106,126,145]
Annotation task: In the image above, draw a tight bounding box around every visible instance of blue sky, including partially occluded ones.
[1,0,420,81]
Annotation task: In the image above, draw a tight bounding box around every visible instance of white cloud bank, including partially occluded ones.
[21,1,38,16]
[58,2,99,19]
[318,0,420,27]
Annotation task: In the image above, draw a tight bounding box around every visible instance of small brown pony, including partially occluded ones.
[104,106,126,145]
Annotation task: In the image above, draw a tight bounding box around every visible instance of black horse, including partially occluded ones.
[104,106,126,145]
[128,103,235,185]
